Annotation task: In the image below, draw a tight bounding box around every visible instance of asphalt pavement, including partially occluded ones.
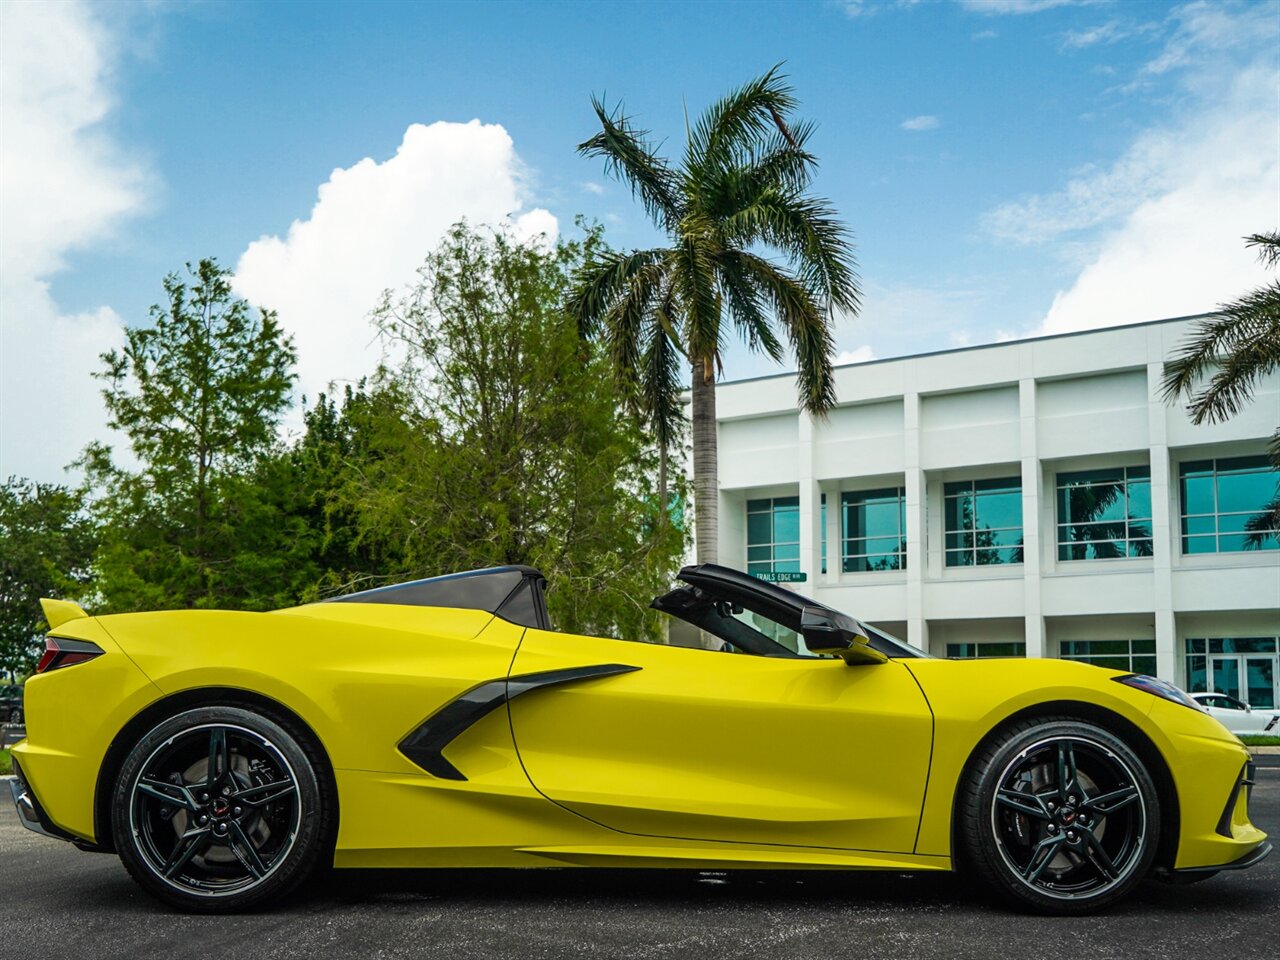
[1,762,1277,960]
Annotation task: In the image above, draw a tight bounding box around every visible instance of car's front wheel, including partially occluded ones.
[958,717,1160,914]
[111,705,330,912]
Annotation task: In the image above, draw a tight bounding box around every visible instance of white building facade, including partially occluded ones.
[710,316,1280,707]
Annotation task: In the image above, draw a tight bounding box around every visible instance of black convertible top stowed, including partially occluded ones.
[325,565,551,630]
[324,561,921,659]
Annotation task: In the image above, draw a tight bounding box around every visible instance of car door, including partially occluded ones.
[506,627,933,853]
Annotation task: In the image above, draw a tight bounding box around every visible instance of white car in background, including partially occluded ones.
[1191,692,1280,736]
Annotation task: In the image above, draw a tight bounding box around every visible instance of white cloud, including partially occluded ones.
[0,1,145,482]
[581,181,606,195]
[901,115,940,131]
[840,0,878,17]
[988,2,1280,337]
[1142,0,1276,77]
[982,138,1174,245]
[233,121,558,408]
[835,345,876,365]
[840,0,919,17]
[1062,20,1142,49]
[957,0,1086,15]
[972,29,999,39]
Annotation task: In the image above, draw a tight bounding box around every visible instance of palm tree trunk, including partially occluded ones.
[691,357,718,565]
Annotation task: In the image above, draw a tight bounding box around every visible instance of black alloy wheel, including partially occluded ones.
[959,718,1160,914]
[112,706,330,912]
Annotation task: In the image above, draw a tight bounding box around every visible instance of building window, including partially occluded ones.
[944,477,1023,566]
[1180,455,1279,555]
[746,496,799,575]
[1060,639,1156,675]
[841,487,906,572]
[821,493,826,575]
[1056,466,1152,560]
[947,642,1026,659]
[1186,637,1279,706]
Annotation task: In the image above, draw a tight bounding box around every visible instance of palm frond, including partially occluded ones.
[676,231,723,365]
[741,124,818,194]
[700,128,819,223]
[638,290,687,451]
[721,190,860,313]
[1246,231,1280,269]
[1163,280,1280,423]
[579,98,682,230]
[1242,488,1280,550]
[715,251,784,362]
[733,252,836,416]
[567,248,671,339]
[602,260,669,393]
[686,64,798,176]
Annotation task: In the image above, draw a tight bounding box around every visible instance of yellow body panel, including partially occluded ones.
[39,597,88,630]
[510,629,934,854]
[14,617,160,838]
[11,602,1266,877]
[900,658,1260,869]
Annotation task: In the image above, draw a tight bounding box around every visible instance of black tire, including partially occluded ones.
[957,717,1160,915]
[111,705,331,913]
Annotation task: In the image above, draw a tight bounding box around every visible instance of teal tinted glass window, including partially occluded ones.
[745,496,801,575]
[947,642,1026,659]
[1060,638,1157,675]
[944,477,1023,567]
[820,494,827,575]
[1179,456,1279,554]
[841,487,907,572]
[1199,637,1279,655]
[1056,466,1153,560]
[1186,654,1207,692]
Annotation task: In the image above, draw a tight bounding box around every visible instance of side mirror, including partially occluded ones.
[800,605,887,665]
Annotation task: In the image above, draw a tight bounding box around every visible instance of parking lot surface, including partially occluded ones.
[2,760,1277,960]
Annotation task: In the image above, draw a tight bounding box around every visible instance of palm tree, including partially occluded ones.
[569,66,860,564]
[1162,231,1280,545]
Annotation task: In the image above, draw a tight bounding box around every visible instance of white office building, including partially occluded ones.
[708,315,1280,708]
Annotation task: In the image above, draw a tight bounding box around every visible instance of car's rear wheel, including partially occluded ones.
[958,718,1160,915]
[111,705,329,912]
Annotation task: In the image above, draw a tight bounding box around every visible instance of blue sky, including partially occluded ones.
[2,0,1277,481]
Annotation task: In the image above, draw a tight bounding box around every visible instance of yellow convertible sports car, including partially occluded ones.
[10,564,1269,914]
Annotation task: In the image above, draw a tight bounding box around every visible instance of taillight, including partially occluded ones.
[36,637,104,673]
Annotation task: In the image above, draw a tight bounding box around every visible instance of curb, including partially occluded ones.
[1249,746,1280,755]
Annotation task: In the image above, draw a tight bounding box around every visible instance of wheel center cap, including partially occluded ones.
[1060,807,1076,824]
[211,799,230,818]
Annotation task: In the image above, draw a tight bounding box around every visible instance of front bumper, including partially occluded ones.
[9,756,76,842]
[1173,840,1273,876]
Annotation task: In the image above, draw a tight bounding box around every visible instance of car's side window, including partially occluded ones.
[1204,695,1245,710]
[650,586,818,658]
[725,607,824,658]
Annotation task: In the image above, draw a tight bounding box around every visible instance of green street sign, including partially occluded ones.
[753,571,808,583]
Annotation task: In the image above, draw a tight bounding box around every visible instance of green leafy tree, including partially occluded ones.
[82,259,301,610]
[569,66,860,565]
[332,222,686,640]
[1163,231,1280,546]
[270,383,402,599]
[0,478,96,678]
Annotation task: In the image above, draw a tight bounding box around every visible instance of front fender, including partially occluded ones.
[905,658,1161,857]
